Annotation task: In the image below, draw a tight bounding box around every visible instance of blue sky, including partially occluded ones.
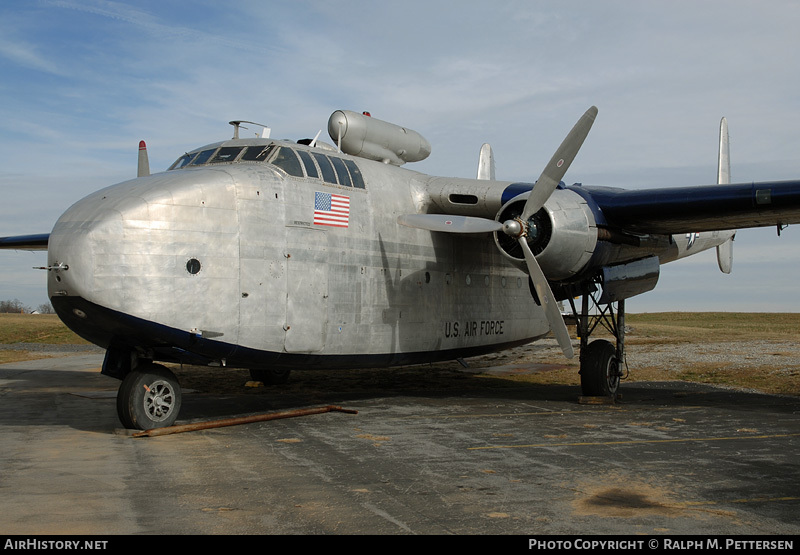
[1,0,799,312]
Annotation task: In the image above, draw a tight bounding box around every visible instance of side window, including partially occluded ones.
[270,147,304,177]
[296,150,319,179]
[330,157,352,187]
[241,145,274,161]
[343,160,365,189]
[312,152,338,184]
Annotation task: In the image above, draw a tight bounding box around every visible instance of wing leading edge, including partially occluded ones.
[0,234,50,251]
[581,180,800,235]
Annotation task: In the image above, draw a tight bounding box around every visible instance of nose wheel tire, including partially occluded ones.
[580,339,620,397]
[117,363,182,430]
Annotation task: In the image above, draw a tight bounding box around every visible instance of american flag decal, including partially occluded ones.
[313,192,350,228]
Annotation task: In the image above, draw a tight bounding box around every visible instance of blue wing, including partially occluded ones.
[0,233,49,251]
[578,180,800,234]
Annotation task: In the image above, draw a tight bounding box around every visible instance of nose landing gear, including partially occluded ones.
[116,363,182,430]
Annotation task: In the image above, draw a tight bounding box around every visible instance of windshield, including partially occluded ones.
[168,152,197,170]
[165,144,364,189]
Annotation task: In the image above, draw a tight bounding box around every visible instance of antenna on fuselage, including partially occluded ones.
[229,120,271,140]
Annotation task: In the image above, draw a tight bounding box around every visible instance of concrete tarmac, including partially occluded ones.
[1,353,798,535]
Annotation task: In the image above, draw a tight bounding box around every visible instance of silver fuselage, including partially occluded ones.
[46,137,730,370]
[46,138,552,369]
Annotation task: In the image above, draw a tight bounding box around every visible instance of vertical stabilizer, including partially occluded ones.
[716,117,734,273]
[717,118,730,185]
[138,140,150,178]
[476,143,495,180]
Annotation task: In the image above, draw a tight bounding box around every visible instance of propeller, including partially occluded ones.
[397,214,502,234]
[520,106,597,222]
[398,106,598,358]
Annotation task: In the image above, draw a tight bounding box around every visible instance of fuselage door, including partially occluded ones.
[284,227,328,352]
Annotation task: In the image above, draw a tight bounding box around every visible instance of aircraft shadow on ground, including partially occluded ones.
[0,364,797,432]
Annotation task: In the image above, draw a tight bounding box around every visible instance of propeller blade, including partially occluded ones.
[518,237,574,358]
[520,106,597,222]
[398,214,502,234]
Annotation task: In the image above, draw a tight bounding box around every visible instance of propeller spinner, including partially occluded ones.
[398,106,598,358]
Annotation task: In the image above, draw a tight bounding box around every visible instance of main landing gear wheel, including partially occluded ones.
[249,368,291,385]
[580,339,620,397]
[571,285,627,398]
[117,363,182,430]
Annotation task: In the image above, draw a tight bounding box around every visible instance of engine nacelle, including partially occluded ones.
[328,110,431,166]
[494,189,597,281]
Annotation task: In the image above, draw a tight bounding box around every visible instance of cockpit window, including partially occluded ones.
[169,144,275,170]
[344,159,366,189]
[311,152,337,184]
[188,149,217,166]
[209,146,244,163]
[296,150,318,179]
[270,147,304,177]
[169,152,197,170]
[166,143,366,190]
[329,157,353,188]
[240,145,274,162]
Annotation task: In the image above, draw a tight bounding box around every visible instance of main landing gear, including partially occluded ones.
[568,285,627,398]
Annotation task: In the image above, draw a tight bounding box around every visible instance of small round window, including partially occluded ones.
[186,258,202,275]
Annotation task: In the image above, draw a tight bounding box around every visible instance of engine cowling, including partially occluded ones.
[494,188,597,281]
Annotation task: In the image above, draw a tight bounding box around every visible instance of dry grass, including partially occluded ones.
[631,361,800,396]
[624,312,800,343]
[621,313,800,396]
[0,313,90,345]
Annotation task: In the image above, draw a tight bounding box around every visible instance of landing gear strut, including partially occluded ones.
[570,285,627,397]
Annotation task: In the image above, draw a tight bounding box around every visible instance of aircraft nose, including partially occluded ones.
[46,200,124,303]
[46,170,241,341]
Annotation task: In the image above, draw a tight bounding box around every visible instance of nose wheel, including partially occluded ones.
[117,363,182,430]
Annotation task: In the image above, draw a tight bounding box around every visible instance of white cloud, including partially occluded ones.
[0,36,67,76]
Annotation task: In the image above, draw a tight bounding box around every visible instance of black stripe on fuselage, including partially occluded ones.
[51,296,543,373]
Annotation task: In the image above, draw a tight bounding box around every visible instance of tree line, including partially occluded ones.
[0,299,54,314]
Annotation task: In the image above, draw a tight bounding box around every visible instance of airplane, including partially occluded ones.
[2,106,800,431]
